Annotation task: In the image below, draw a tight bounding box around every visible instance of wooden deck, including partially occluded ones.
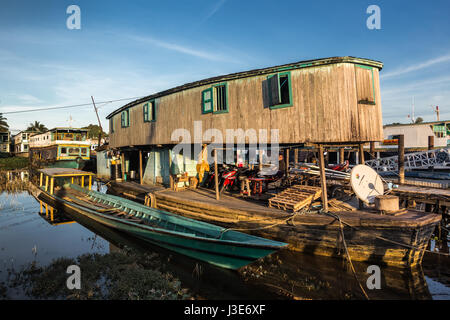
[392,184,450,209]
[109,181,441,228]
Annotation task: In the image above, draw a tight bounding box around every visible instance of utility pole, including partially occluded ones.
[91,96,103,148]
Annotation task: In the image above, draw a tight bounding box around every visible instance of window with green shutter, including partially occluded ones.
[121,109,130,128]
[267,71,292,109]
[143,100,156,122]
[202,83,228,114]
[202,88,213,114]
[110,117,115,133]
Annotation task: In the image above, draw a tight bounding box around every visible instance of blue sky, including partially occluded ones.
[1,0,450,133]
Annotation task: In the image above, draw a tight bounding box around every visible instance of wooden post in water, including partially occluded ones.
[428,136,434,151]
[88,175,92,190]
[39,172,43,187]
[45,175,49,192]
[294,148,299,165]
[214,149,219,201]
[139,150,143,185]
[318,144,328,212]
[398,134,405,184]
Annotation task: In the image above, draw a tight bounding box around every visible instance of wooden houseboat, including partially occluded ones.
[98,56,441,267]
[29,127,91,169]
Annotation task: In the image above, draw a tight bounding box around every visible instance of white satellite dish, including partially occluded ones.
[350,165,384,204]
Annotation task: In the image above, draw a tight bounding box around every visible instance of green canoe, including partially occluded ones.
[36,183,288,269]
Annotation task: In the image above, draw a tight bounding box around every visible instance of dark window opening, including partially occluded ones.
[215,85,227,112]
[279,75,290,105]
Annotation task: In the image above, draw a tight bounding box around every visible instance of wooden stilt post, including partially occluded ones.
[339,148,345,164]
[50,207,54,221]
[369,142,375,160]
[45,203,48,217]
[294,148,299,165]
[358,144,365,209]
[121,153,126,180]
[81,176,85,188]
[39,172,43,187]
[40,201,43,214]
[284,148,290,177]
[88,175,92,190]
[318,144,328,212]
[45,175,49,192]
[214,148,219,201]
[139,150,143,185]
[398,134,405,184]
[358,143,365,164]
[258,149,263,171]
[428,136,434,151]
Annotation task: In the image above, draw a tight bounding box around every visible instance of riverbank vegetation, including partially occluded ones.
[0,157,29,170]
[4,249,190,300]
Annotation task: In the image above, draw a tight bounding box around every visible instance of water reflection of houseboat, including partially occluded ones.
[29,128,91,169]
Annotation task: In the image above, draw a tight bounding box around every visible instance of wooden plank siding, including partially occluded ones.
[109,60,383,148]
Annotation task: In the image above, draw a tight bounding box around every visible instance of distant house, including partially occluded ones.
[374,120,450,151]
[12,130,37,157]
[0,131,10,154]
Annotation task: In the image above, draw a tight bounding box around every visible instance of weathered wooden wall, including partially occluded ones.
[109,62,383,148]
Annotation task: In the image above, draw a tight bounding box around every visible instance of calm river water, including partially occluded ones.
[0,170,449,300]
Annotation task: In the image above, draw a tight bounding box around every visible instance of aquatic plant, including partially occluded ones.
[5,250,190,300]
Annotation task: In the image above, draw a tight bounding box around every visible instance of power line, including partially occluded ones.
[0,96,144,115]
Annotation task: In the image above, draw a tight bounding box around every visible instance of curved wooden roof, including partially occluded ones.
[106,56,383,119]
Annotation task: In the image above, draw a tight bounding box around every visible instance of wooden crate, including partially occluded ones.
[268,185,322,212]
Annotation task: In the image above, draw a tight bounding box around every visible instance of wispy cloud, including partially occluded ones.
[127,34,236,63]
[203,0,227,23]
[381,53,450,79]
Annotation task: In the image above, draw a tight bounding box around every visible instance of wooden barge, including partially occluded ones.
[107,181,441,268]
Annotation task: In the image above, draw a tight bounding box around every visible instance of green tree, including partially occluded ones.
[27,121,47,133]
[0,113,8,132]
[82,124,107,140]
[414,117,424,124]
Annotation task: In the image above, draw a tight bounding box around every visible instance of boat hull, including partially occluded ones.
[33,186,284,270]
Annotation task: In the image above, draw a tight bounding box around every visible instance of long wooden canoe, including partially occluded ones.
[31,183,287,270]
